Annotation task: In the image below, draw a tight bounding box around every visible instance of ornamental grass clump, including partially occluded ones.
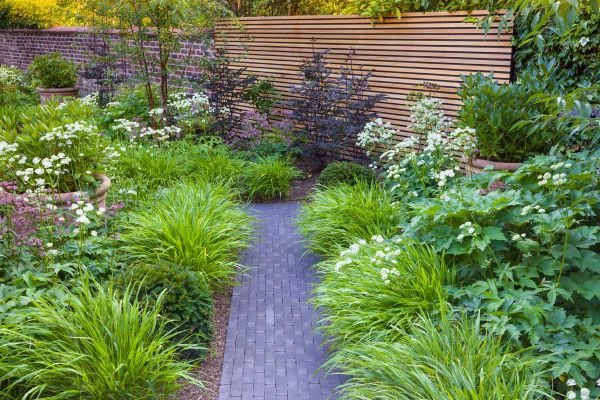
[121,181,253,288]
[0,279,199,399]
[245,156,303,200]
[298,181,403,257]
[333,315,550,400]
[313,239,451,349]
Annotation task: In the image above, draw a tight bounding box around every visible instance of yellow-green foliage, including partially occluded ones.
[0,0,75,29]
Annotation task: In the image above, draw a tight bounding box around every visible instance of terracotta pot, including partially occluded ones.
[2,174,111,209]
[49,174,112,209]
[463,157,522,191]
[37,87,79,104]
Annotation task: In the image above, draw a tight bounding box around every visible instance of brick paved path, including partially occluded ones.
[219,203,343,400]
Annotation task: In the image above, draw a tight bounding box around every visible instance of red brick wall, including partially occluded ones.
[0,27,212,91]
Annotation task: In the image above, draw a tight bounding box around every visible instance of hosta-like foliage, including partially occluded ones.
[401,150,600,387]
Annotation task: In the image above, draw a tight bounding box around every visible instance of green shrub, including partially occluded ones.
[115,262,213,359]
[317,161,375,187]
[313,240,451,349]
[0,0,74,29]
[298,181,404,257]
[121,181,253,288]
[246,156,303,200]
[29,52,79,89]
[458,72,560,163]
[0,279,199,399]
[0,65,38,106]
[334,315,550,400]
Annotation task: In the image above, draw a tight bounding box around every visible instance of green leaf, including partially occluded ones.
[482,226,506,242]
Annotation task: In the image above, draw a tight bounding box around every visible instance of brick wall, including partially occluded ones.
[0,27,212,92]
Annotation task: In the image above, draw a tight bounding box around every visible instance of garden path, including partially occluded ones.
[218,202,343,400]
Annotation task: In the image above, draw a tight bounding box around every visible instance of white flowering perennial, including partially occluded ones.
[408,96,452,138]
[356,118,395,152]
[69,200,99,227]
[448,126,478,156]
[110,91,209,146]
[356,95,477,193]
[0,119,119,192]
[561,377,599,400]
[456,221,478,241]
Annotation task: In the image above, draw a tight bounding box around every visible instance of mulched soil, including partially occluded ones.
[290,171,319,201]
[177,287,233,400]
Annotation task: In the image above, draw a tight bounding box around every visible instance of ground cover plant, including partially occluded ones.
[334,315,551,400]
[313,239,451,349]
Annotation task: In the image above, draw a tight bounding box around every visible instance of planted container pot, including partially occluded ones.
[38,86,80,104]
[463,156,522,191]
[29,52,80,105]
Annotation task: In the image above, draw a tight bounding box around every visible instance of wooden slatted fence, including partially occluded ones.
[215,11,513,147]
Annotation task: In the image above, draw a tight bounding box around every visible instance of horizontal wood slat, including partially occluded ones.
[215,11,513,147]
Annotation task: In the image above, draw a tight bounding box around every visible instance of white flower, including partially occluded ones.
[457,234,465,241]
[46,242,53,248]
[580,388,590,400]
[579,37,589,46]
[76,215,91,225]
[567,379,577,387]
[90,230,98,237]
[372,235,384,243]
[566,391,576,400]
[48,249,58,256]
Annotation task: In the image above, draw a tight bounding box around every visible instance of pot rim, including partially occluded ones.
[50,173,111,204]
[463,156,523,171]
[36,86,80,93]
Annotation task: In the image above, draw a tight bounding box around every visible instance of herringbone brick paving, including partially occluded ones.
[219,203,343,399]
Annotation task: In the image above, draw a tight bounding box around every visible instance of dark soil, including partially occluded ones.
[290,171,319,201]
[177,287,233,400]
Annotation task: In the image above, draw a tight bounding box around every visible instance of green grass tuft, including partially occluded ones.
[121,181,254,288]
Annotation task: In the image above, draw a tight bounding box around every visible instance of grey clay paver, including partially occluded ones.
[219,203,343,399]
